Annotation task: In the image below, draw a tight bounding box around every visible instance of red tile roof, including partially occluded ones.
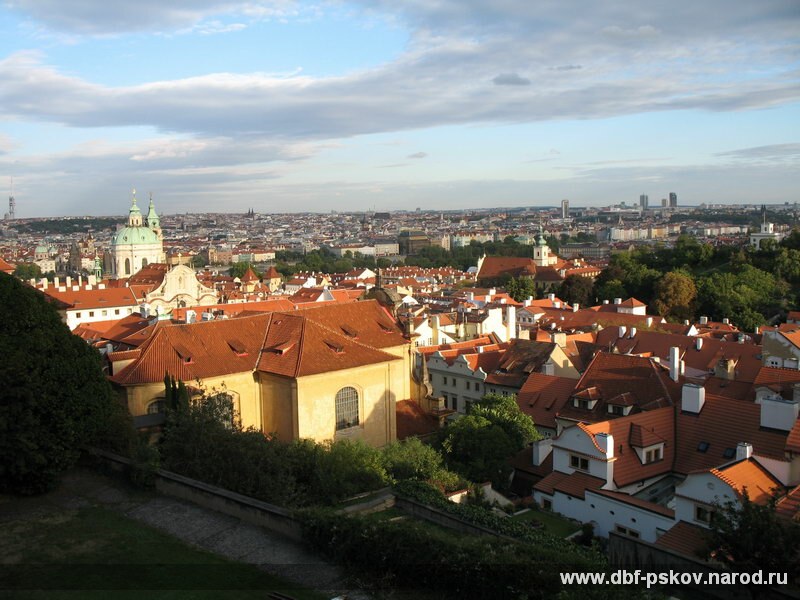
[42,285,144,310]
[534,470,605,499]
[477,256,537,281]
[517,373,577,430]
[396,400,439,440]
[584,407,675,487]
[674,394,790,474]
[655,521,710,558]
[557,352,679,424]
[590,488,674,518]
[776,484,800,521]
[710,459,783,504]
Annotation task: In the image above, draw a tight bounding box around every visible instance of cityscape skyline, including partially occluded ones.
[0,1,798,217]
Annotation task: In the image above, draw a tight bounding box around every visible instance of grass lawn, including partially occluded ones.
[511,508,581,538]
[0,505,327,600]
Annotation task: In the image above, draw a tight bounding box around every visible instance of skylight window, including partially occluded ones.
[697,442,710,453]
[723,447,735,459]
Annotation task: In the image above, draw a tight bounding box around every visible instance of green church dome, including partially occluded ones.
[112,225,160,246]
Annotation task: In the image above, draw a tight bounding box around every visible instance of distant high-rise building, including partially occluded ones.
[8,177,15,221]
[669,192,678,208]
[662,198,668,207]
[639,194,649,210]
[561,198,569,219]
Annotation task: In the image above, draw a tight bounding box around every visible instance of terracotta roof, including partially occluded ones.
[557,352,678,424]
[127,263,169,287]
[477,256,537,281]
[674,394,790,474]
[241,267,259,283]
[509,446,554,479]
[517,373,576,430]
[595,329,762,383]
[112,299,407,384]
[0,257,14,274]
[776,484,800,521]
[534,470,605,499]
[264,266,281,279]
[655,521,710,558]
[257,312,401,378]
[584,407,674,487]
[752,367,800,401]
[787,419,800,453]
[396,400,439,440]
[41,285,143,310]
[710,458,783,504]
[111,313,270,385]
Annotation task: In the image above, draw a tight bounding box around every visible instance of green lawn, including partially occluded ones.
[510,508,581,538]
[0,505,326,600]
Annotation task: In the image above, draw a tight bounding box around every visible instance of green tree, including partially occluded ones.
[0,273,129,494]
[13,262,42,280]
[652,270,697,322]
[505,276,536,302]
[707,490,800,596]
[440,394,540,489]
[314,439,389,503]
[229,261,260,279]
[558,274,595,307]
[381,437,443,482]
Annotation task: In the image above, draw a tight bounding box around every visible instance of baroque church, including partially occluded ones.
[106,190,217,312]
[109,190,166,278]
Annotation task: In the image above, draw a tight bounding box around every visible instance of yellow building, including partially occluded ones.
[109,300,412,446]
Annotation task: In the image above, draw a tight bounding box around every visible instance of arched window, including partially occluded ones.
[335,386,359,431]
[147,399,166,414]
[124,258,131,275]
[142,258,148,268]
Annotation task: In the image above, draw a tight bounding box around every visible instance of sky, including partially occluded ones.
[0,1,798,217]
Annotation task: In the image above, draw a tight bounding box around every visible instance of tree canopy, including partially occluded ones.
[0,273,129,494]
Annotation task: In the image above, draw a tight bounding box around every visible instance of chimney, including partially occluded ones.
[699,316,708,325]
[506,305,517,340]
[722,318,730,325]
[629,327,637,338]
[78,275,83,286]
[548,293,556,301]
[670,346,680,382]
[646,316,653,327]
[594,432,614,458]
[553,301,561,309]
[603,299,609,305]
[466,292,474,302]
[759,396,799,431]
[573,303,579,312]
[532,439,553,467]
[551,332,567,348]
[614,297,622,305]
[431,315,441,345]
[695,338,703,351]
[87,274,97,285]
[477,345,484,353]
[524,299,532,307]
[139,302,150,318]
[66,276,72,287]
[618,325,627,339]
[794,383,800,402]
[735,442,753,461]
[40,278,48,290]
[54,276,60,287]
[681,383,706,413]
[186,309,197,324]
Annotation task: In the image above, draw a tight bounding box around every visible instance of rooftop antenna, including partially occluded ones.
[8,176,15,220]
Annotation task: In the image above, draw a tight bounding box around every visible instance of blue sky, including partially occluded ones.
[0,0,798,217]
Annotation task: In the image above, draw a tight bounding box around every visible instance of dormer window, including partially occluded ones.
[570,454,589,472]
[608,404,624,416]
[644,447,663,463]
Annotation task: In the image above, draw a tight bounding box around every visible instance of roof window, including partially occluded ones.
[697,442,710,453]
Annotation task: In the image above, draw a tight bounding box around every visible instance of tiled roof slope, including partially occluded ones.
[710,459,783,504]
[477,256,537,281]
[557,352,679,423]
[111,300,407,385]
[111,314,270,385]
[674,394,789,474]
[517,373,576,430]
[584,406,675,487]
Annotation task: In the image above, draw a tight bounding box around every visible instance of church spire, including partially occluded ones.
[128,188,143,226]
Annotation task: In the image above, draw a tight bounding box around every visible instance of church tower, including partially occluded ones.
[110,189,165,278]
